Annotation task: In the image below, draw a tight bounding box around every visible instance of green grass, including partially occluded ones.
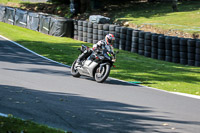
[0,22,200,96]
[0,0,21,4]
[112,1,200,34]
[0,115,67,133]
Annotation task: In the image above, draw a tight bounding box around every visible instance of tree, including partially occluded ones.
[172,0,178,12]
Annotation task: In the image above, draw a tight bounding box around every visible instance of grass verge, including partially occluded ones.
[112,1,200,35]
[0,115,67,133]
[0,22,200,96]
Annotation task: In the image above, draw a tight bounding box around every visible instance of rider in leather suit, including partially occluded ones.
[77,33,115,64]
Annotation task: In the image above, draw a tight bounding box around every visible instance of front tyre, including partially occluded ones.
[71,60,81,77]
[94,64,111,83]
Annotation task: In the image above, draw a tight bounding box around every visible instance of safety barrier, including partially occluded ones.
[0,6,5,22]
[0,5,199,67]
[75,20,200,67]
[0,6,73,37]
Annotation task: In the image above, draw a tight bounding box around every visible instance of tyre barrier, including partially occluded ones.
[158,35,165,61]
[119,27,127,50]
[171,37,180,63]
[179,38,188,65]
[82,21,88,42]
[74,20,78,40]
[0,5,200,67]
[187,39,196,66]
[144,32,151,57]
[87,22,93,43]
[196,41,200,66]
[165,36,172,62]
[77,20,83,41]
[92,23,98,44]
[131,30,140,53]
[151,34,158,59]
[114,26,121,49]
[125,28,132,51]
[138,31,145,55]
[98,24,103,40]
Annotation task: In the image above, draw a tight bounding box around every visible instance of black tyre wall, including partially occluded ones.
[187,39,196,66]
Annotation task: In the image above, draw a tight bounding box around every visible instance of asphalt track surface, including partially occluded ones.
[0,36,200,133]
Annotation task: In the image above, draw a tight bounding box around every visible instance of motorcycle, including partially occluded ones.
[71,44,117,83]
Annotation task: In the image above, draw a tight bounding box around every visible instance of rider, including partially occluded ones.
[77,33,115,64]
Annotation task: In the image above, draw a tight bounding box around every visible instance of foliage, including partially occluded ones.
[49,0,70,4]
[112,1,200,34]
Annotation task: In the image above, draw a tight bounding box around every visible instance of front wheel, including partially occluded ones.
[94,64,111,83]
[71,60,81,77]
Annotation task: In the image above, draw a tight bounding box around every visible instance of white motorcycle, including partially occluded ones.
[71,45,117,83]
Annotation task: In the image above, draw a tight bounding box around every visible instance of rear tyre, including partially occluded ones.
[94,64,111,83]
[71,60,81,77]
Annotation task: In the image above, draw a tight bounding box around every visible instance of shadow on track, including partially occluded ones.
[1,84,200,133]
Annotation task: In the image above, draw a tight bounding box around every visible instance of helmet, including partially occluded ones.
[105,34,115,45]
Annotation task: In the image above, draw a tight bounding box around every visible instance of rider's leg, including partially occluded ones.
[77,50,89,63]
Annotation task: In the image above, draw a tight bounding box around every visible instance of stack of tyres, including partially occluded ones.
[119,27,127,50]
[73,20,78,40]
[138,31,145,55]
[125,28,133,51]
[187,39,196,66]
[98,24,104,41]
[195,41,200,66]
[4,7,15,25]
[78,20,83,41]
[93,23,98,44]
[109,25,116,35]
[151,34,158,59]
[0,6,6,22]
[27,12,40,31]
[87,22,93,43]
[165,36,173,62]
[131,30,139,53]
[14,9,28,28]
[172,37,180,63]
[158,35,165,60]
[179,38,188,65]
[82,21,88,42]
[114,26,121,49]
[144,32,151,57]
[103,24,109,36]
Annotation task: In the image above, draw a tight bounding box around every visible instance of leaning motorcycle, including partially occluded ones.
[71,45,117,83]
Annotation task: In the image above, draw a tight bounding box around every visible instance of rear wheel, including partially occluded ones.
[71,60,80,77]
[94,64,111,83]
